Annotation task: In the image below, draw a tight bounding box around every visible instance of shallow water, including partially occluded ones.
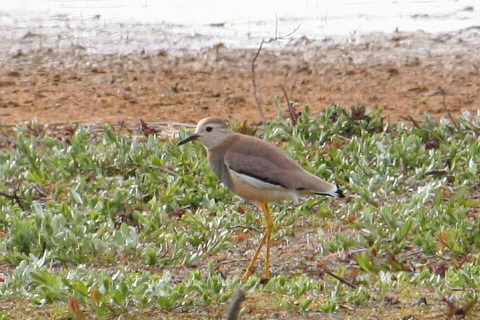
[0,0,478,54]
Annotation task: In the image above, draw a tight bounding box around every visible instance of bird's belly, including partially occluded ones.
[228,169,298,204]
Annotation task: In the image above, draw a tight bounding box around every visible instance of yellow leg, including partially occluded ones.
[242,202,273,281]
[242,231,267,280]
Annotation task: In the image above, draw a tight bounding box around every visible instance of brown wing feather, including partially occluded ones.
[221,134,335,194]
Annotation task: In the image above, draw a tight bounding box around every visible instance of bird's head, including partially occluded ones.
[178,117,234,150]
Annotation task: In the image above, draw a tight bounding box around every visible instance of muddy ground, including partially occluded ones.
[0,28,479,127]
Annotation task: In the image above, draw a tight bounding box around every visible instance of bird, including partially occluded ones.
[178,117,344,280]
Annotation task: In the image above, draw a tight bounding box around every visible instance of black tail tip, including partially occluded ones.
[335,184,345,198]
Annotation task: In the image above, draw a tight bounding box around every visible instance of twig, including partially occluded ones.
[425,170,448,177]
[336,135,352,143]
[400,115,431,133]
[226,289,246,320]
[251,40,266,123]
[28,182,49,198]
[274,14,278,39]
[216,258,249,265]
[157,246,172,260]
[118,162,178,176]
[441,93,459,129]
[228,225,263,234]
[251,23,301,124]
[424,80,459,129]
[317,265,356,289]
[0,189,26,211]
[269,24,301,42]
[279,84,298,125]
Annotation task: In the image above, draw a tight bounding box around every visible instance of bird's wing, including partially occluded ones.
[222,134,305,190]
[222,134,338,196]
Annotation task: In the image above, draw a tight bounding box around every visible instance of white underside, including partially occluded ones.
[229,169,300,205]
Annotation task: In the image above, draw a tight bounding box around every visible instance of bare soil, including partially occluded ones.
[0,29,479,127]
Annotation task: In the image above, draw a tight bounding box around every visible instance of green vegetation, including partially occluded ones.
[0,105,479,319]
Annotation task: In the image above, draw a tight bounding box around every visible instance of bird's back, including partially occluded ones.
[208,133,339,202]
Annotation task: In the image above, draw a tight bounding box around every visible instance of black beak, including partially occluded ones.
[178,134,200,146]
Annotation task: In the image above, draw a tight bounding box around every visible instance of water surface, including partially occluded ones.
[0,0,478,54]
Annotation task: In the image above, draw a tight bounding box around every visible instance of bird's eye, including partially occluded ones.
[206,126,213,132]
